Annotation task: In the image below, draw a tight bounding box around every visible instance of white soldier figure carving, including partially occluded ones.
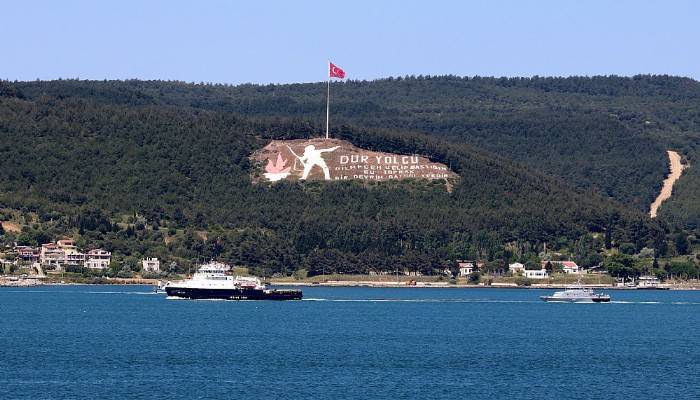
[288,144,340,180]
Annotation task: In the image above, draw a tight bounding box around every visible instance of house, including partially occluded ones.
[142,257,160,273]
[559,261,580,274]
[56,239,76,249]
[41,240,86,269]
[64,250,86,267]
[508,262,525,274]
[85,249,111,269]
[457,260,475,277]
[14,246,40,263]
[40,243,65,269]
[402,269,422,277]
[523,269,549,279]
[542,260,581,274]
[59,240,85,267]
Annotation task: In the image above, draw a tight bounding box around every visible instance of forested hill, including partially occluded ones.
[0,78,689,274]
[11,76,700,228]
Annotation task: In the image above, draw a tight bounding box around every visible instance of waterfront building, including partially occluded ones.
[85,249,112,269]
[456,260,475,277]
[508,262,525,274]
[142,257,160,272]
[637,275,662,288]
[523,269,549,279]
[14,246,40,263]
[64,250,86,267]
[40,243,65,269]
[542,260,581,274]
[36,239,84,270]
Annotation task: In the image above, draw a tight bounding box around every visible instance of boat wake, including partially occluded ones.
[87,291,159,295]
[302,298,539,303]
[302,298,700,305]
[611,301,661,304]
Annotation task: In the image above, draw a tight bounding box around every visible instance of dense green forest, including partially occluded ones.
[12,75,700,223]
[0,77,697,276]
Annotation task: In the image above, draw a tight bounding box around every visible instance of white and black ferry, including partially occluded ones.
[164,262,302,301]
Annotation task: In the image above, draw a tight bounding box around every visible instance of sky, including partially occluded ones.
[2,0,699,84]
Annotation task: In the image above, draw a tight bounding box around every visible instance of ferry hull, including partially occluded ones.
[540,296,610,303]
[165,286,302,301]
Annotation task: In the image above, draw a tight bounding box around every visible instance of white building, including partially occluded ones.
[39,240,85,270]
[637,275,662,288]
[457,261,475,277]
[85,249,111,269]
[201,260,231,271]
[523,269,549,279]
[142,257,160,273]
[542,260,581,274]
[508,262,525,274]
[64,249,86,268]
[40,243,64,268]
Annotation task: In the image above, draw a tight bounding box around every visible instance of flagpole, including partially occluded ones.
[326,61,330,139]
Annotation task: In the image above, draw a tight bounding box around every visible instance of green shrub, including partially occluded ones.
[469,271,481,284]
[514,276,532,286]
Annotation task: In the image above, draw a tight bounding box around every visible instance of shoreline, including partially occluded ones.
[3,276,699,290]
[269,280,700,290]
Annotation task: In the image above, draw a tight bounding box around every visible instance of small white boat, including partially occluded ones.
[541,285,610,303]
[154,280,168,294]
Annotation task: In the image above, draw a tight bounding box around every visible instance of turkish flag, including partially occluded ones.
[329,62,345,79]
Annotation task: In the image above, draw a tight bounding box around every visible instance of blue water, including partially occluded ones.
[1,286,699,400]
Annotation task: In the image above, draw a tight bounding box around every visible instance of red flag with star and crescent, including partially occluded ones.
[329,62,345,79]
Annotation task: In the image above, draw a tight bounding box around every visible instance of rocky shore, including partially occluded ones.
[0,277,44,287]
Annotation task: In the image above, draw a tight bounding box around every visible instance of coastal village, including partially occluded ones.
[1,238,160,286]
[1,236,673,289]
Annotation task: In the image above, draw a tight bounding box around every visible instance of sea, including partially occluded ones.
[1,285,699,400]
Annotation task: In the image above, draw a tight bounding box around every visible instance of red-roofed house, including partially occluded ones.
[14,246,40,263]
[457,261,475,277]
[542,260,581,274]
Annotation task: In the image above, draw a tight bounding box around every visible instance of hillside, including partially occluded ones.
[12,76,700,227]
[0,82,667,274]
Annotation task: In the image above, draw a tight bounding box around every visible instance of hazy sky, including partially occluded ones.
[3,0,698,84]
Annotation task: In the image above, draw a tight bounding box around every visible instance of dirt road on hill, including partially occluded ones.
[650,150,686,218]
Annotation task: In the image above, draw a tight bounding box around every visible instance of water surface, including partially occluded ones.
[1,286,698,399]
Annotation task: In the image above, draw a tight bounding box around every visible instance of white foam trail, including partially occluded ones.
[302,298,539,303]
[0,289,155,295]
[86,291,155,295]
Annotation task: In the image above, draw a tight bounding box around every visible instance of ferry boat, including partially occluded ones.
[540,285,610,303]
[164,262,302,300]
